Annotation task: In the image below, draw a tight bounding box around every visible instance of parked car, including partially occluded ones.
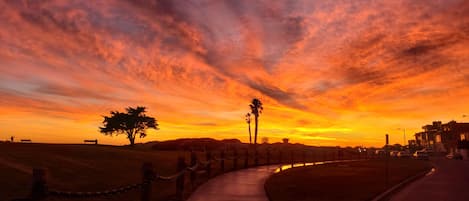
[390,151,399,157]
[397,151,411,158]
[413,151,429,160]
[446,152,463,160]
[375,150,385,156]
[421,148,434,156]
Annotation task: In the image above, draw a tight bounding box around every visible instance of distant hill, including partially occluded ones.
[148,138,243,151]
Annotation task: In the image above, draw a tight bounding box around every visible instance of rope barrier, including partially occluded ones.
[156,170,186,181]
[224,156,239,160]
[213,157,224,161]
[48,182,143,198]
[19,149,354,201]
[196,170,207,175]
[186,163,199,172]
[197,159,214,167]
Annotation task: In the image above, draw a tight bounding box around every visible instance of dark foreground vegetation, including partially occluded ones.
[0,140,362,201]
[265,159,432,201]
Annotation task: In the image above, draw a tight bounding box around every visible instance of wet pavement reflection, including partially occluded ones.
[188,160,361,201]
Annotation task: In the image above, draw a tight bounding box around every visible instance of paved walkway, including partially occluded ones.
[390,158,469,201]
[187,164,278,201]
[187,160,358,201]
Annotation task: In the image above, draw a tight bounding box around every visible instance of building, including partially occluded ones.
[414,121,469,153]
[407,139,417,147]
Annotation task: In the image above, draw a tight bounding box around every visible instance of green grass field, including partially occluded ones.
[265,159,432,201]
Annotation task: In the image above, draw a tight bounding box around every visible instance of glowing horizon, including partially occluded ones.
[1,0,468,147]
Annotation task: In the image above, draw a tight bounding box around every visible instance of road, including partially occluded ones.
[390,157,469,201]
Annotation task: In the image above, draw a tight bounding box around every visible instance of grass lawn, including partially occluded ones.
[0,142,362,201]
[0,143,197,201]
[265,159,432,201]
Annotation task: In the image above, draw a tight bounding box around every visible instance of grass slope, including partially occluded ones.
[0,143,185,201]
[0,142,363,201]
[265,159,432,201]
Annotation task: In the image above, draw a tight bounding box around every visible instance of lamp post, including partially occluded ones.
[385,134,389,188]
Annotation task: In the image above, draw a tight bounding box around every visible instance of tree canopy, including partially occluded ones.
[100,106,158,146]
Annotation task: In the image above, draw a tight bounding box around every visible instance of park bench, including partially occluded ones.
[84,139,98,145]
[20,139,32,143]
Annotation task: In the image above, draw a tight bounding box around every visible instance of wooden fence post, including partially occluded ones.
[31,168,47,201]
[233,148,238,170]
[337,148,340,160]
[302,150,306,166]
[338,148,343,160]
[266,148,270,165]
[290,150,294,168]
[176,156,186,201]
[141,162,154,201]
[244,149,249,168]
[206,150,212,178]
[220,150,225,172]
[279,150,283,163]
[190,151,197,187]
[254,149,259,166]
[311,150,315,163]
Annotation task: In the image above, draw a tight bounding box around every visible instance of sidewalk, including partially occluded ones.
[187,160,359,201]
[390,158,469,201]
[187,164,278,201]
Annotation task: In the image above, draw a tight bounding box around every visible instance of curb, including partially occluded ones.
[370,167,435,201]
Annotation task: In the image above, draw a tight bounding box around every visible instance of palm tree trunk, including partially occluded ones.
[248,123,252,144]
[254,116,258,145]
[254,116,259,166]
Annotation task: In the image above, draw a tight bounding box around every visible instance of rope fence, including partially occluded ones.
[12,147,367,201]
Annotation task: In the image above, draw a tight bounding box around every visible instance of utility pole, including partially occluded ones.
[385,134,389,189]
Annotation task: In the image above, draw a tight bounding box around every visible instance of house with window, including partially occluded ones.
[414,121,469,153]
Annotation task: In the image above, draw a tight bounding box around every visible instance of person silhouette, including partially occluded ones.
[10,136,14,142]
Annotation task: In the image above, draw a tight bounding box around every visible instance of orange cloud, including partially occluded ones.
[0,0,468,147]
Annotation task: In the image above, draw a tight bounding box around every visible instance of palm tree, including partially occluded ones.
[245,113,252,144]
[249,98,263,146]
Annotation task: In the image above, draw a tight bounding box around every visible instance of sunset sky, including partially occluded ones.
[0,0,468,147]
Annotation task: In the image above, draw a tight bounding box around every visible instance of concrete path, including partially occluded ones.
[187,164,279,201]
[390,158,469,201]
[187,160,358,201]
